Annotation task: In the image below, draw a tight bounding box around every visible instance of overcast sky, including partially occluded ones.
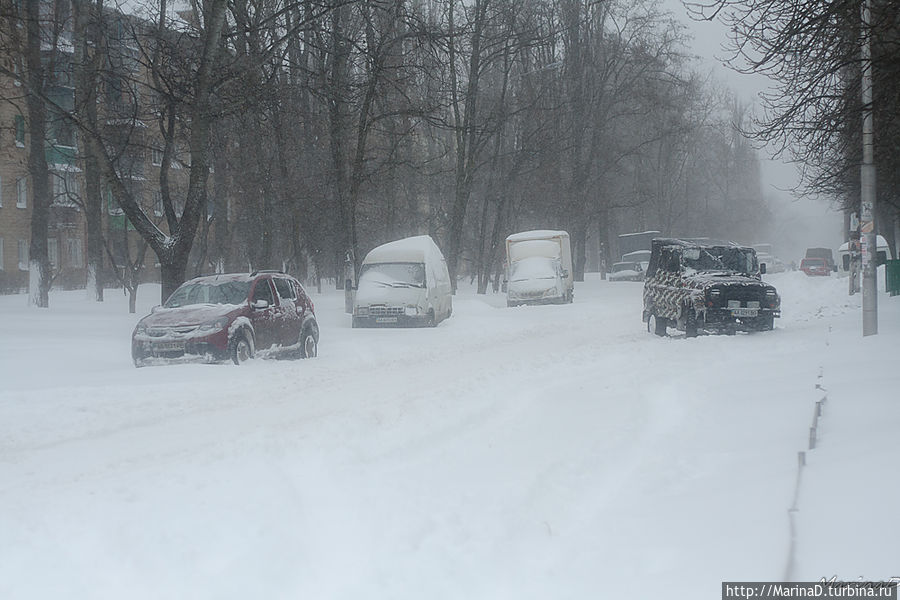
[662,0,845,259]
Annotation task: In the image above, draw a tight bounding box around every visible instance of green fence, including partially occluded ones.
[886,259,900,297]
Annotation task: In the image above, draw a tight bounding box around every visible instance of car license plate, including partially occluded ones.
[731,308,758,317]
[154,341,185,352]
[375,317,398,323]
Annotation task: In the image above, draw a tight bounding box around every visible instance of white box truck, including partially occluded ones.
[505,230,574,306]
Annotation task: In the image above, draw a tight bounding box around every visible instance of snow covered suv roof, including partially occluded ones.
[652,237,747,249]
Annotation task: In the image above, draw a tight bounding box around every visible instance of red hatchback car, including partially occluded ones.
[800,257,830,276]
[132,271,318,367]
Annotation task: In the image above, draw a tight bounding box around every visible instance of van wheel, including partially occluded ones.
[231,331,254,365]
[649,314,667,336]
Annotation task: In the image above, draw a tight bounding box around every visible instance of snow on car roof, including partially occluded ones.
[506,230,569,242]
[183,273,261,285]
[363,235,443,264]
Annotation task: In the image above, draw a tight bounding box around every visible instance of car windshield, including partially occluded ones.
[164,281,252,308]
[359,263,426,288]
[682,247,757,275]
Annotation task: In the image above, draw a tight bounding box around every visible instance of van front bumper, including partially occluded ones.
[352,313,432,328]
[507,294,567,307]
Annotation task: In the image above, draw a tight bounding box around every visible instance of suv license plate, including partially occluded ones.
[731,308,758,317]
[376,317,398,323]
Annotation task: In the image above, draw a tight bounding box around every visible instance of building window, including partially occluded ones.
[18,239,28,271]
[15,115,25,147]
[0,236,4,270]
[153,190,163,216]
[0,174,3,208]
[52,171,80,207]
[151,148,163,166]
[48,238,59,269]
[16,177,27,208]
[66,237,83,268]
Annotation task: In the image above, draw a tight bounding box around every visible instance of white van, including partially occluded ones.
[505,230,574,306]
[837,235,893,273]
[352,235,452,327]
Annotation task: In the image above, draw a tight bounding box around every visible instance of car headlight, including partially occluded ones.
[134,321,147,335]
[356,306,369,316]
[405,305,419,316]
[198,317,229,332]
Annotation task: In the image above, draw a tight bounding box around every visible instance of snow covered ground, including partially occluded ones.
[1,272,898,599]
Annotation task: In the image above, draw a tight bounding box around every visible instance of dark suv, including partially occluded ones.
[642,238,780,337]
[132,271,319,366]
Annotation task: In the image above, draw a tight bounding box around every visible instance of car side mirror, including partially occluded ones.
[252,299,270,310]
[760,263,767,275]
[833,265,838,272]
[150,305,161,313]
[561,269,569,278]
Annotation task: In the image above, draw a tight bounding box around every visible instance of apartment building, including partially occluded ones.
[0,25,87,293]
[0,3,194,294]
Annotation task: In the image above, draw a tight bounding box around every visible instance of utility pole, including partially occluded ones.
[860,0,877,336]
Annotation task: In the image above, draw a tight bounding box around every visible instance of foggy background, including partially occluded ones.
[663,0,845,264]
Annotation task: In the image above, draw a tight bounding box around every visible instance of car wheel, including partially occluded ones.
[231,332,253,365]
[649,314,667,336]
[685,313,699,338]
[757,314,775,331]
[426,310,436,327]
[300,329,318,358]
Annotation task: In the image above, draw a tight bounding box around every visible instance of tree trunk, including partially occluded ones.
[24,0,51,308]
[73,0,104,302]
[445,0,488,293]
[572,218,587,282]
[160,258,187,302]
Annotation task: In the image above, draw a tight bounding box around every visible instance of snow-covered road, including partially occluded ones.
[1,273,897,599]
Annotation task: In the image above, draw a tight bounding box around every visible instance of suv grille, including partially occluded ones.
[721,289,764,303]
[369,305,404,317]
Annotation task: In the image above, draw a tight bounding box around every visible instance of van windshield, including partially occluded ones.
[359,263,426,288]
[510,256,558,281]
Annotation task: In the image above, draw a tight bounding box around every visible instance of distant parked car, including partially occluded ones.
[804,247,837,273]
[132,271,318,367]
[608,261,646,282]
[757,253,786,274]
[800,257,830,277]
